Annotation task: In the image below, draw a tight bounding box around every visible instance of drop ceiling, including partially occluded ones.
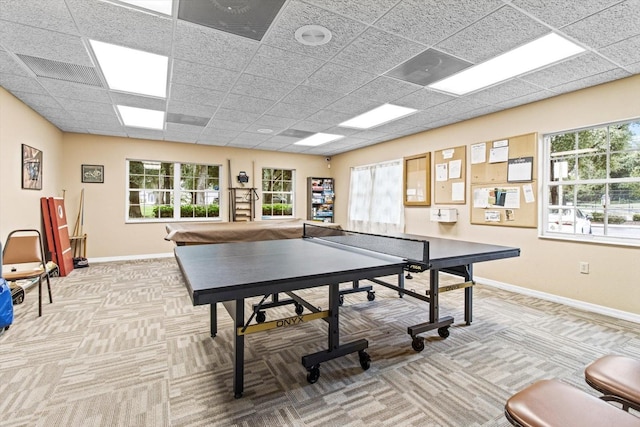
[1,0,639,156]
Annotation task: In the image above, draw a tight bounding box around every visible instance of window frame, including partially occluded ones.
[261,167,295,220]
[541,118,640,247]
[126,159,222,223]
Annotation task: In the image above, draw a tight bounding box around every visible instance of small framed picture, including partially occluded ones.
[22,144,43,190]
[82,164,104,183]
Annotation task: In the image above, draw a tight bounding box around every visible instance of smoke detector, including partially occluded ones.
[295,25,332,46]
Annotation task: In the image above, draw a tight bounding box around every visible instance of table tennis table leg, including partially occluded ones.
[222,299,245,398]
[210,303,217,338]
[465,265,473,325]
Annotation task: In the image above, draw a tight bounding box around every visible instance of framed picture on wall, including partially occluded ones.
[82,164,104,183]
[22,144,43,190]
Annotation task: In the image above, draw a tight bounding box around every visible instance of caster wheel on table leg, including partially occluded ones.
[338,295,344,306]
[256,311,266,323]
[307,365,320,384]
[358,350,371,370]
[295,303,304,315]
[367,291,375,301]
[437,327,450,339]
[411,336,425,352]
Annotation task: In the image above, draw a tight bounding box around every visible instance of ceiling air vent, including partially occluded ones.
[16,54,103,87]
[386,48,472,87]
[178,0,286,41]
[166,113,210,127]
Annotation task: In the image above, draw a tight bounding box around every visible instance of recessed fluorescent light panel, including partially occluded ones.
[117,105,165,130]
[339,104,417,129]
[294,133,344,146]
[90,40,168,97]
[117,0,173,15]
[429,33,586,95]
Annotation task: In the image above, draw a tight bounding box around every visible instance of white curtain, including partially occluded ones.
[347,159,405,234]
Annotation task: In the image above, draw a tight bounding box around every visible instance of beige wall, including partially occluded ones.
[331,74,640,315]
[0,89,64,245]
[2,75,639,315]
[59,133,332,258]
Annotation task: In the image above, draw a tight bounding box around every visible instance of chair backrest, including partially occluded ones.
[3,231,44,265]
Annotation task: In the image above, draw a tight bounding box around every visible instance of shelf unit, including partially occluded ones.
[307,177,334,222]
[229,188,258,222]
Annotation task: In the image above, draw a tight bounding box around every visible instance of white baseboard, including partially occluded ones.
[88,252,174,264]
[476,276,640,324]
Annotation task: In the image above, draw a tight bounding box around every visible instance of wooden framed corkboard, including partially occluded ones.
[404,153,431,206]
[434,145,466,204]
[469,132,538,228]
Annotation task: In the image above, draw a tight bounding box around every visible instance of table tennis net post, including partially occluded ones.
[303,223,430,271]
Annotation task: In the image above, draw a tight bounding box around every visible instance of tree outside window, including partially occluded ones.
[544,119,640,242]
[262,168,294,218]
[127,160,220,221]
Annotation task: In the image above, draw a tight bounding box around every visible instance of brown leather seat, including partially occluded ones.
[505,379,640,427]
[586,355,640,412]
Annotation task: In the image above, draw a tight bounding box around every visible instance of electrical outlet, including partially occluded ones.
[579,262,589,274]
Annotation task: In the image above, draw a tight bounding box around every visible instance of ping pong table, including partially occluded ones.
[175,224,519,398]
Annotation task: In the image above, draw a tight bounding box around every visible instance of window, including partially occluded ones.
[543,119,640,244]
[127,160,220,221]
[348,159,404,234]
[262,168,294,218]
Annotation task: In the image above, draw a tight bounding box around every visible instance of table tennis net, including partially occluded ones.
[303,223,429,267]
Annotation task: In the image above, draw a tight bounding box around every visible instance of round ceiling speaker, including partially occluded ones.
[295,25,332,46]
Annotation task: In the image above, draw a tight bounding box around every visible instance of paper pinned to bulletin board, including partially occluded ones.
[469,132,537,228]
[434,145,466,204]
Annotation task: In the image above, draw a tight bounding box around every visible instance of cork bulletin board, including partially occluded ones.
[469,132,538,228]
[434,145,466,204]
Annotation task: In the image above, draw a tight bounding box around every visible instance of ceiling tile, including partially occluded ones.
[166,122,205,135]
[375,0,504,46]
[173,20,258,70]
[213,108,260,124]
[333,27,426,75]
[266,102,319,120]
[520,52,619,88]
[39,78,112,103]
[511,0,623,28]
[0,0,78,34]
[66,0,173,56]
[496,88,557,109]
[280,86,343,108]
[304,109,354,125]
[549,68,631,94]
[231,74,296,100]
[70,110,121,126]
[110,92,166,111]
[306,63,376,94]
[9,90,61,110]
[1,21,92,66]
[221,93,276,115]
[0,50,30,75]
[205,119,247,132]
[170,83,225,107]
[600,34,640,66]
[167,100,216,118]
[58,99,115,115]
[562,1,640,48]
[127,129,165,140]
[0,73,48,96]
[243,45,326,85]
[172,59,238,91]
[393,89,454,110]
[466,79,546,105]
[325,96,380,115]
[349,76,422,102]
[304,0,398,24]
[435,5,549,63]
[261,0,367,60]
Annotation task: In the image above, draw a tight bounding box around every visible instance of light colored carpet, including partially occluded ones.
[0,258,638,426]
